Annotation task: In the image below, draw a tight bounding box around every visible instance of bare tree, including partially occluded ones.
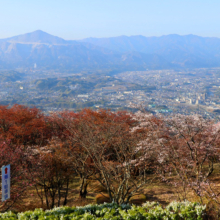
[27,141,75,209]
[63,109,155,204]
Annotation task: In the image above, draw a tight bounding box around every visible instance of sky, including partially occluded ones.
[0,0,220,40]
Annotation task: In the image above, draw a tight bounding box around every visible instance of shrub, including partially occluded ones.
[95,194,111,204]
[0,201,206,219]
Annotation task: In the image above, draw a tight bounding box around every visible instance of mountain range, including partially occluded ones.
[1,30,220,71]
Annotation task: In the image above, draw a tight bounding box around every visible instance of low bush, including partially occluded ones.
[130,194,147,205]
[0,201,206,219]
[95,194,111,204]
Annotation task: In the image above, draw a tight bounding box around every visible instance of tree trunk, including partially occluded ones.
[79,178,88,199]
[63,178,69,206]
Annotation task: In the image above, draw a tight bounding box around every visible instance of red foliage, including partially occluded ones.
[0,105,51,146]
[0,141,32,211]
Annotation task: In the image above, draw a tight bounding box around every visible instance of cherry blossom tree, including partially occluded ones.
[132,111,220,203]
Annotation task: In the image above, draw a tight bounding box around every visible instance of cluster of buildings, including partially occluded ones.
[1,68,220,118]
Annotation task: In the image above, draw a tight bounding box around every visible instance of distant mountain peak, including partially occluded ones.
[32,30,47,33]
[2,30,67,45]
[1,32,220,70]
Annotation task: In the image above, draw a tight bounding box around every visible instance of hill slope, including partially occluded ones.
[1,31,220,70]
[0,31,173,70]
[81,34,220,67]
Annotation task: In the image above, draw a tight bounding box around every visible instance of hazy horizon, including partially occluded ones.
[0,0,220,40]
[2,30,220,41]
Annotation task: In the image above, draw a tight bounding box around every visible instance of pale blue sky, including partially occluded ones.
[0,0,219,39]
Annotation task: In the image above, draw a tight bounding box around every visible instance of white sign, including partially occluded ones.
[2,165,10,202]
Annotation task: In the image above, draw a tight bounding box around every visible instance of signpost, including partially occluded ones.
[2,165,10,202]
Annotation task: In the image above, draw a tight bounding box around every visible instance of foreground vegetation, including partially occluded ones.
[0,104,220,218]
[0,201,206,220]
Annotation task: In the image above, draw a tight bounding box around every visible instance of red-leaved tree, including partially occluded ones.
[0,141,32,211]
